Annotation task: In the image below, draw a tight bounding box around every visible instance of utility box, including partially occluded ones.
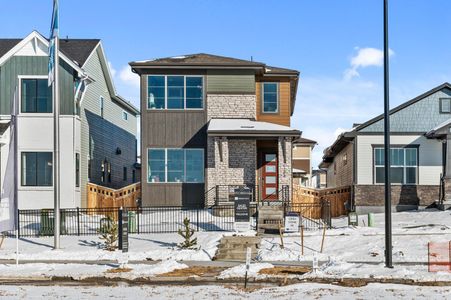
[348,212,358,226]
[367,213,375,227]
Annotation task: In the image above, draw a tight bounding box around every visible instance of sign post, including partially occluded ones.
[234,187,251,232]
[244,246,251,288]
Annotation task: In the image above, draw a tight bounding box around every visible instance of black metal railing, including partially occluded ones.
[13,200,329,237]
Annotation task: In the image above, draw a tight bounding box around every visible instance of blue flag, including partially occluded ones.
[48,0,59,87]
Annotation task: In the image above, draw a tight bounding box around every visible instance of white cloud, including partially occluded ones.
[119,65,140,88]
[344,47,394,80]
[108,61,116,77]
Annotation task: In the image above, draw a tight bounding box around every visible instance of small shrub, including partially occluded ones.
[178,217,197,249]
[98,216,118,251]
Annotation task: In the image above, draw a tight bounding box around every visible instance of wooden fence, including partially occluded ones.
[292,185,351,218]
[87,182,141,210]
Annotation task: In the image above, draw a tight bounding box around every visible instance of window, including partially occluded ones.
[100,96,104,118]
[343,153,348,166]
[262,82,278,113]
[374,147,418,184]
[440,98,451,113]
[148,148,204,183]
[21,152,53,186]
[122,111,128,121]
[21,79,52,113]
[147,75,203,110]
[123,167,127,181]
[75,153,80,187]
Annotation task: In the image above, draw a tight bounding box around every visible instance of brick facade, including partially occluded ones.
[206,136,256,205]
[354,184,439,207]
[207,94,256,120]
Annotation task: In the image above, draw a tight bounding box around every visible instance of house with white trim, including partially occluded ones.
[0,31,139,209]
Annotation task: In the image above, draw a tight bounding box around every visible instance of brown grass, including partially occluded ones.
[105,267,133,274]
[258,266,311,276]
[158,266,224,277]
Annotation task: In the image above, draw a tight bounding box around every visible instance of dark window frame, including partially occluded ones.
[21,78,52,113]
[21,152,53,187]
[75,153,80,187]
[440,98,451,114]
[261,82,279,114]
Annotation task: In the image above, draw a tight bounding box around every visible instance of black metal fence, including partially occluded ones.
[14,201,331,238]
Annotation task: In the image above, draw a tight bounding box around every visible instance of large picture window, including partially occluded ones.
[262,82,278,113]
[374,147,418,184]
[21,79,52,113]
[148,148,204,183]
[21,152,53,186]
[148,75,203,110]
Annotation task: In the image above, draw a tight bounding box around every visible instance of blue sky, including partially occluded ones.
[2,0,451,166]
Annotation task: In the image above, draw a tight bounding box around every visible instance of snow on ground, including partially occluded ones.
[1,283,451,299]
[0,260,187,280]
[0,232,222,261]
[258,209,451,263]
[218,262,273,279]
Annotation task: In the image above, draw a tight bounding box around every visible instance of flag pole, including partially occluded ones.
[383,0,393,268]
[52,0,61,249]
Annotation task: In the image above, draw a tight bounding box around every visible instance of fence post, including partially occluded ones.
[137,209,140,234]
[118,207,123,250]
[196,208,200,231]
[77,207,80,236]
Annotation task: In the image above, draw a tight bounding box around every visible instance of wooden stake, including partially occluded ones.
[0,233,5,249]
[278,222,284,249]
[300,225,304,256]
[320,221,326,253]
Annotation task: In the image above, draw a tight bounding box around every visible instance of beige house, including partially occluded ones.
[292,137,316,187]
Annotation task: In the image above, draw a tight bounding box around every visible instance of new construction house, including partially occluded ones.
[130,53,301,207]
[320,83,451,213]
[0,31,139,209]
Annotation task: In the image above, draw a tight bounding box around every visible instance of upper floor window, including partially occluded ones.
[122,111,128,121]
[262,82,278,113]
[440,98,451,114]
[148,75,203,110]
[374,147,418,184]
[21,79,52,113]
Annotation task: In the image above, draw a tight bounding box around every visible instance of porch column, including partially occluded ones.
[206,136,229,205]
[278,137,292,195]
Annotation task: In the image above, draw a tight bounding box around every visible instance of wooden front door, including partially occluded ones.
[261,152,278,200]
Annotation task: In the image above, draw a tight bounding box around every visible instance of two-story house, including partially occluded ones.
[0,31,139,209]
[130,53,301,207]
[320,83,451,213]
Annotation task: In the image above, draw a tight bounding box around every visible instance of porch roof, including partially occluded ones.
[207,118,301,137]
[425,117,451,138]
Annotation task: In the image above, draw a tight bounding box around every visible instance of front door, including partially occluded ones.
[261,152,278,200]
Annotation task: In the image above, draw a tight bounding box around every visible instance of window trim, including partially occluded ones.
[18,75,52,116]
[147,148,204,184]
[372,145,419,185]
[147,75,204,111]
[75,153,80,188]
[99,96,104,118]
[122,110,128,121]
[20,151,53,188]
[261,82,279,114]
[440,98,451,114]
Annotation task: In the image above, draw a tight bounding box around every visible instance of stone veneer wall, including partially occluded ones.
[207,94,256,120]
[354,185,439,207]
[206,137,256,205]
[278,137,293,192]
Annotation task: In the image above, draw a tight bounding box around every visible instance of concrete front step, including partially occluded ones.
[214,236,261,261]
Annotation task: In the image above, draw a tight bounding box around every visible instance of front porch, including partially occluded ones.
[205,118,300,206]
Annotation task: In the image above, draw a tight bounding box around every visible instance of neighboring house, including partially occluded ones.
[130,53,301,207]
[311,169,327,189]
[320,83,451,213]
[292,137,316,187]
[0,31,139,209]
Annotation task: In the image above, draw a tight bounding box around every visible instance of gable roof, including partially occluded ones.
[0,39,21,58]
[356,82,451,132]
[59,38,100,66]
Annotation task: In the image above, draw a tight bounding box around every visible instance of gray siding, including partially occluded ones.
[0,56,75,115]
[80,48,138,207]
[360,88,451,132]
[206,70,255,94]
[140,75,207,206]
